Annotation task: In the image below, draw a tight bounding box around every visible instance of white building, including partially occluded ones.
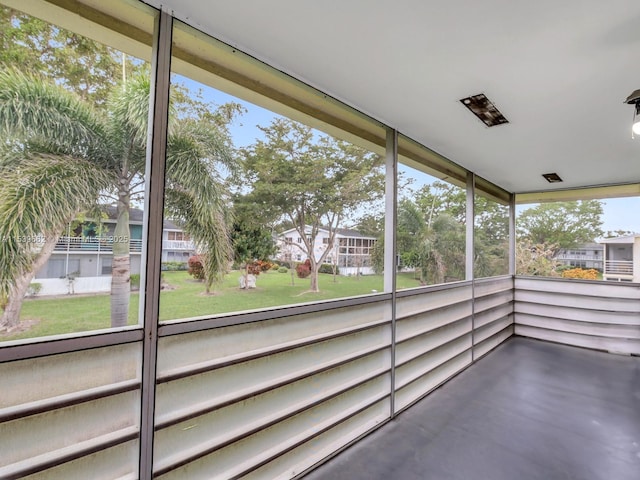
[277,226,377,276]
[600,235,640,283]
[555,243,603,270]
[33,207,196,295]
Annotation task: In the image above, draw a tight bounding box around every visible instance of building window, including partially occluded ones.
[101,258,112,275]
[168,231,189,241]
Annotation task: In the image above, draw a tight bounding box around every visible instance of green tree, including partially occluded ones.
[354,212,384,237]
[0,68,235,329]
[376,181,509,280]
[517,200,604,253]
[231,194,278,288]
[242,118,384,292]
[400,200,465,283]
[515,239,560,277]
[0,5,129,105]
[604,229,636,238]
[414,181,466,224]
[474,196,509,278]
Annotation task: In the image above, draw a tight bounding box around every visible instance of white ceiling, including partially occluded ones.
[154,0,640,194]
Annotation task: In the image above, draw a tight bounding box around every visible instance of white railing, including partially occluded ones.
[0,278,515,479]
[515,277,640,355]
[6,276,639,479]
[54,236,143,253]
[556,254,602,261]
[604,260,633,276]
[162,240,195,250]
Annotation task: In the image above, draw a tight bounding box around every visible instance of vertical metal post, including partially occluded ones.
[508,192,516,331]
[465,173,475,282]
[65,223,70,277]
[383,130,397,294]
[96,222,101,276]
[384,128,398,417]
[508,193,516,276]
[139,9,172,480]
[466,173,476,361]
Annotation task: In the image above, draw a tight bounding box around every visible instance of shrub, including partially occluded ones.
[161,261,188,271]
[318,263,339,275]
[561,268,599,280]
[130,274,140,290]
[259,260,275,272]
[271,263,280,271]
[296,259,312,278]
[28,282,43,296]
[273,259,294,268]
[246,260,263,275]
[188,255,205,280]
[278,267,288,273]
[245,260,277,275]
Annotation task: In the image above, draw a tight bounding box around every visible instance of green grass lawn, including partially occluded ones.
[4,270,422,341]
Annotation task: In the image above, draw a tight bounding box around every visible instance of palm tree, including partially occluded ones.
[0,68,234,330]
[396,200,465,284]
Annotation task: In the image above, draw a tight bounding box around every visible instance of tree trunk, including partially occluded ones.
[204,254,212,294]
[0,232,60,330]
[310,260,320,292]
[240,262,249,289]
[434,252,445,284]
[110,188,131,328]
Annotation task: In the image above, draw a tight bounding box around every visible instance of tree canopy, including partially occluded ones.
[517,200,604,251]
[231,193,277,284]
[242,118,384,291]
[0,67,237,328]
[0,5,128,105]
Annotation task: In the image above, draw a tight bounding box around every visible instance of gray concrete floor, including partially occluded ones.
[304,337,640,480]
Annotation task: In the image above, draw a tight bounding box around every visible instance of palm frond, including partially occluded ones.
[165,131,234,288]
[107,74,153,150]
[0,154,113,297]
[0,67,108,162]
[171,119,238,175]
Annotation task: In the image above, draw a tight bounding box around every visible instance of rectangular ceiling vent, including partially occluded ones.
[542,172,563,183]
[460,93,509,127]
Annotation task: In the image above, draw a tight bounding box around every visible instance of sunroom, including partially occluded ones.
[0,1,638,479]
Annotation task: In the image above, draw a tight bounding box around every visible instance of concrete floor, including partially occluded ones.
[304,337,640,480]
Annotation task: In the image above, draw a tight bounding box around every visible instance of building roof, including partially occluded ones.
[102,206,181,230]
[559,243,602,250]
[599,235,640,244]
[279,226,377,240]
[334,227,377,239]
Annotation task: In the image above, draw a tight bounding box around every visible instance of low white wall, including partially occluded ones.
[340,266,376,276]
[32,276,112,296]
[514,277,640,355]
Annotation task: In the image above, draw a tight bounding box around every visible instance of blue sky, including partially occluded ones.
[186,78,639,236]
[590,197,639,234]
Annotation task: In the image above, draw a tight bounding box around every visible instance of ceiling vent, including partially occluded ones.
[460,94,508,127]
[542,173,563,183]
